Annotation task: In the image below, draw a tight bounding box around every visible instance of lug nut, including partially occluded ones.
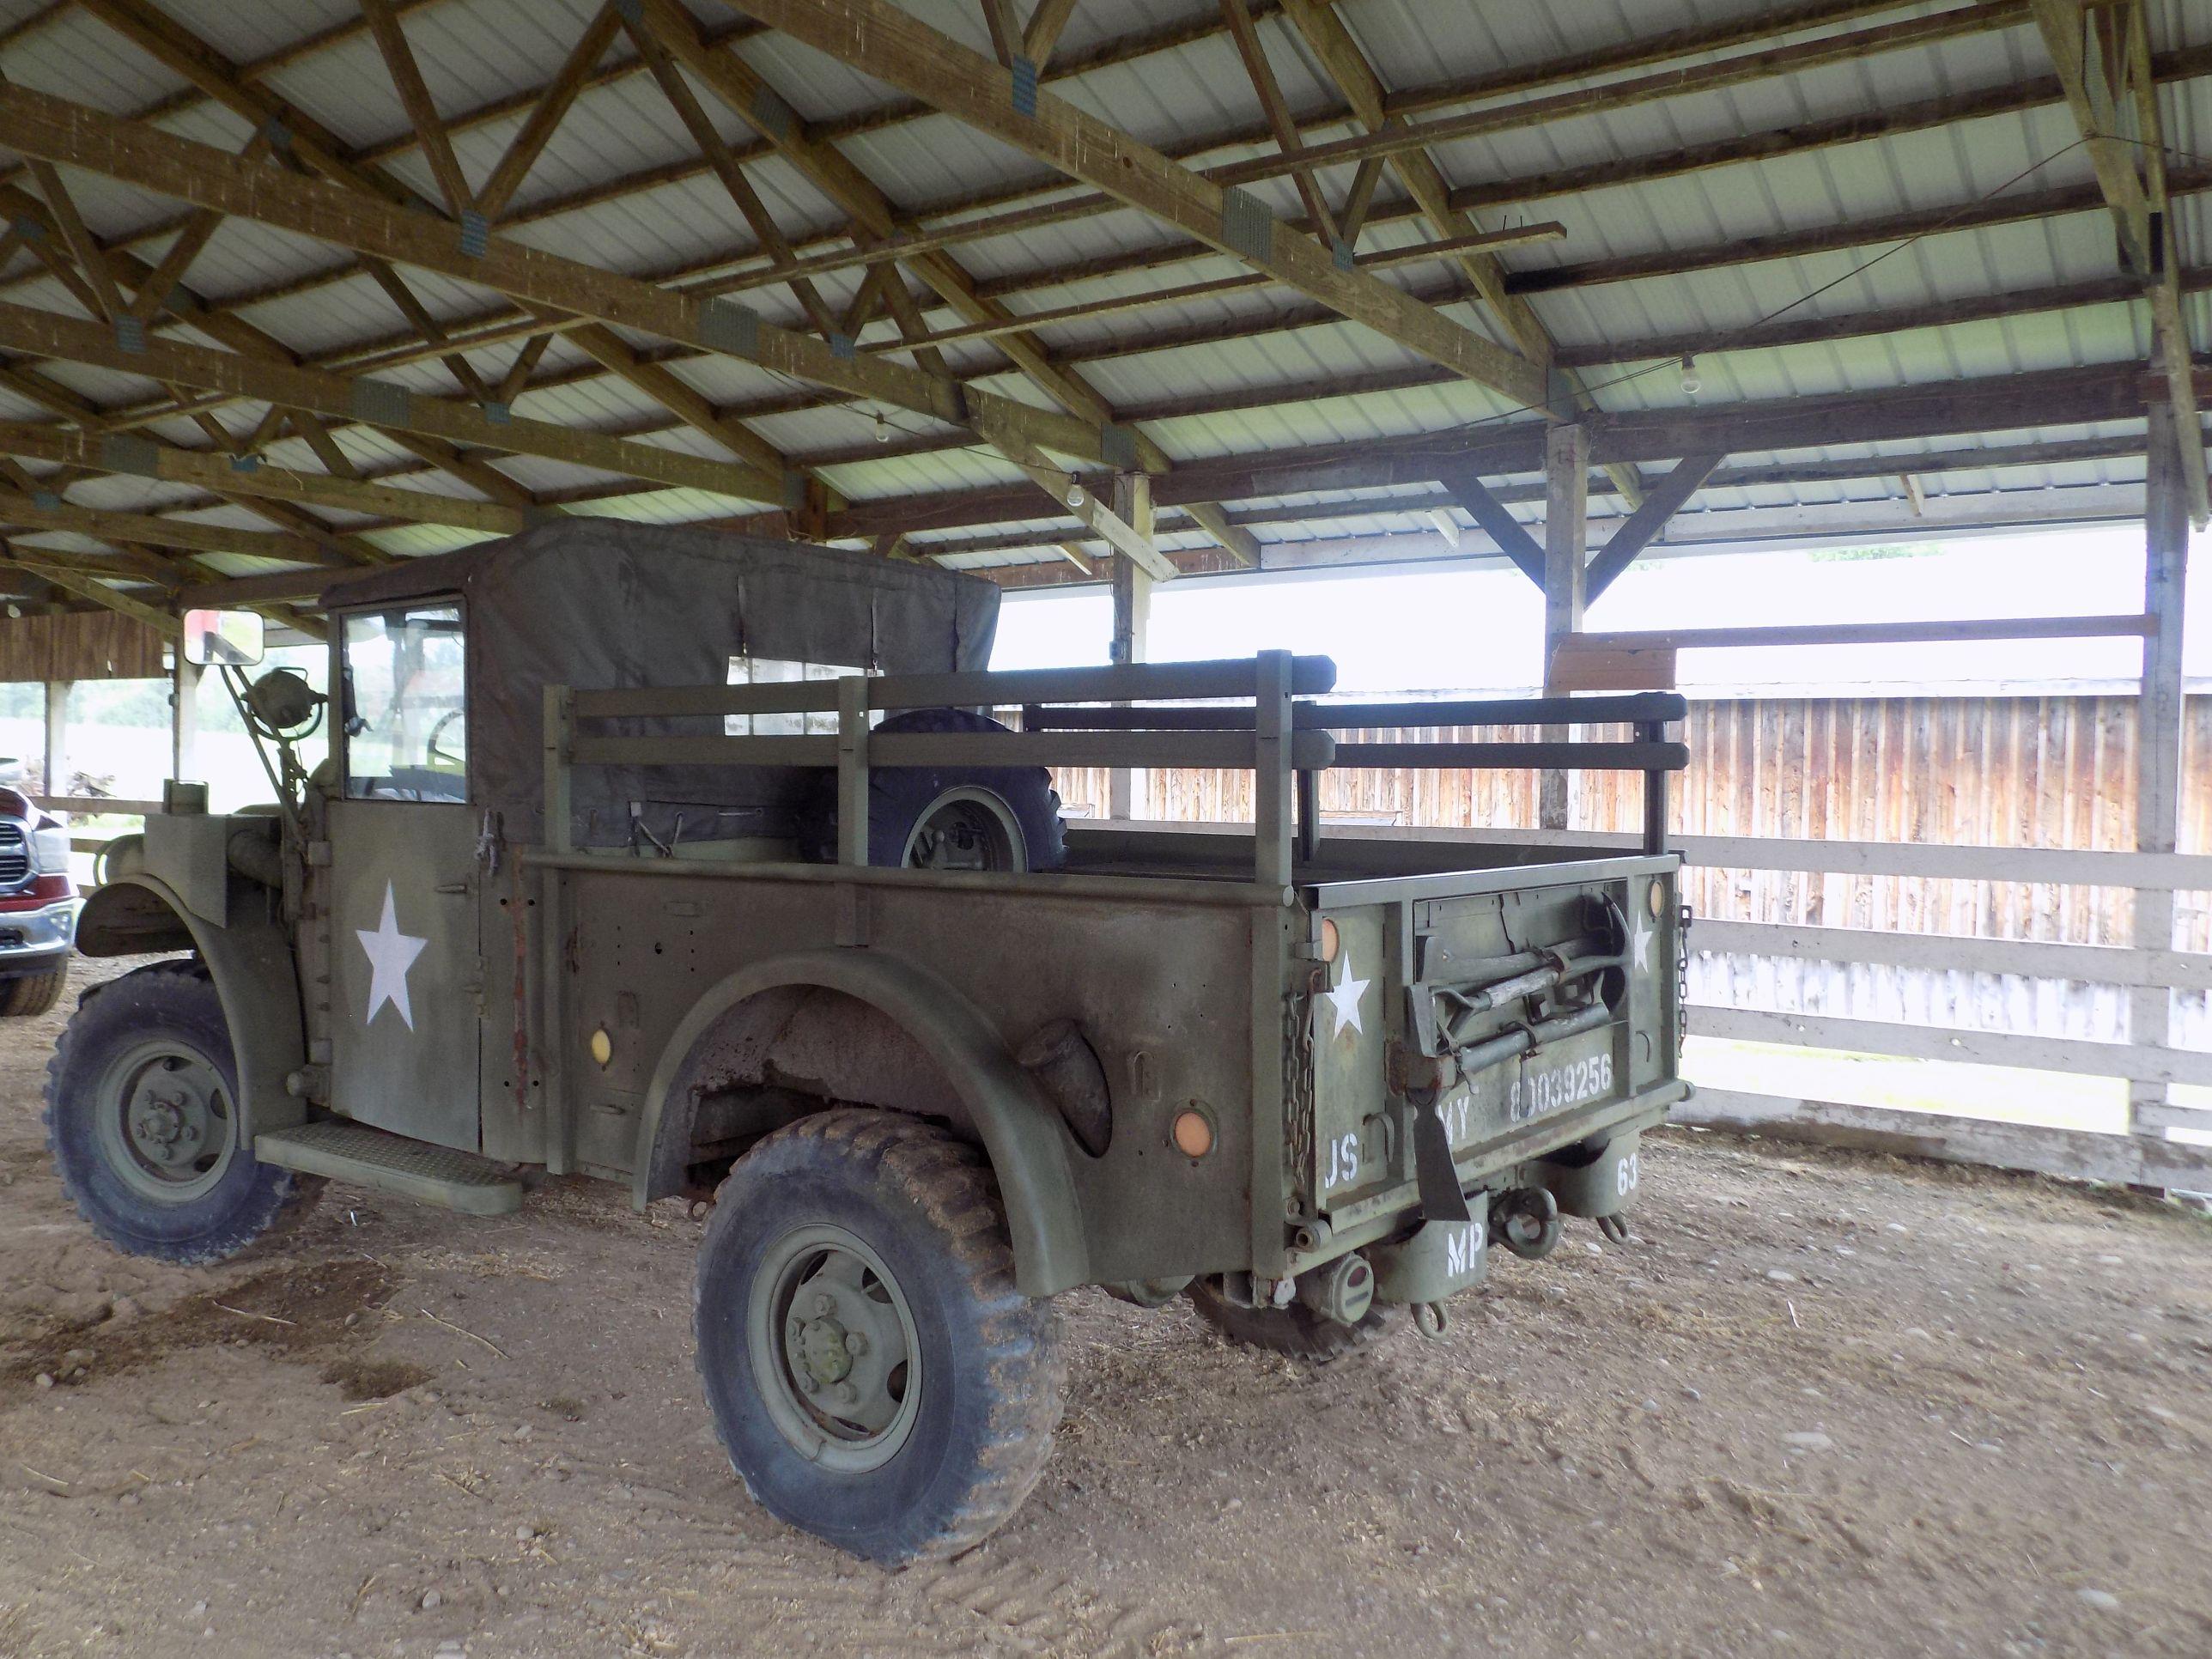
[798,1373,818,1395]
[834,1382,857,1406]
[843,1332,867,1357]
[812,1294,836,1316]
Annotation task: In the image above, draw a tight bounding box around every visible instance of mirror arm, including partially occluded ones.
[218,662,303,840]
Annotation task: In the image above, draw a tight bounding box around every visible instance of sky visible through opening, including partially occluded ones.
[990,524,2209,694]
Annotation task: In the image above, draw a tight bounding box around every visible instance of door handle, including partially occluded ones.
[434,880,471,896]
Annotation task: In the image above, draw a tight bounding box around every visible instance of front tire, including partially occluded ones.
[45,960,322,1262]
[694,1110,1065,1564]
[0,963,66,1018]
[1188,1275,1405,1363]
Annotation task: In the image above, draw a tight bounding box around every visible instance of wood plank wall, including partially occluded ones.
[1049,692,2212,953]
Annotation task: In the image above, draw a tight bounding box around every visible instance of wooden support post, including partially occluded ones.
[171,651,202,781]
[1539,424,1588,830]
[2131,401,2189,1140]
[42,678,70,800]
[1109,471,1153,822]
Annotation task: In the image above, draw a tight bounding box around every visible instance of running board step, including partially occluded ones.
[255,1121,523,1216]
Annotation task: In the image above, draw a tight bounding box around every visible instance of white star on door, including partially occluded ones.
[356,882,428,1030]
[1631,914,1654,975]
[1323,949,1370,1038]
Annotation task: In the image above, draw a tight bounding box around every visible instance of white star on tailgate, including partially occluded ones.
[357,882,428,1030]
[1632,913,1654,975]
[1323,949,1370,1039]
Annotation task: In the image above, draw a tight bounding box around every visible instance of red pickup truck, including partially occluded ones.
[0,786,77,1016]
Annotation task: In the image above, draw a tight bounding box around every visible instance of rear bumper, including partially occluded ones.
[1287,1079,1684,1279]
[0,898,78,974]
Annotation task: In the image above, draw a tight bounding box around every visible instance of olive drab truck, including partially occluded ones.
[45,520,1690,1564]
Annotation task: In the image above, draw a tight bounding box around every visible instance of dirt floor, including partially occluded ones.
[3,959,2210,1659]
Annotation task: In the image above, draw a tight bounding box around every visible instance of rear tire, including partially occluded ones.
[0,963,65,1018]
[45,960,322,1263]
[694,1109,1065,1564]
[1188,1276,1405,1363]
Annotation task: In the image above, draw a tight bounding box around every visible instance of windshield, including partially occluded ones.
[342,602,466,803]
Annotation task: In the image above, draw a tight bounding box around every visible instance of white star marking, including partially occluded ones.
[1323,949,1370,1039]
[356,882,428,1030]
[1631,913,1654,975]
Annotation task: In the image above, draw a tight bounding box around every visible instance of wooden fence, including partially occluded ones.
[1051,690,2212,1189]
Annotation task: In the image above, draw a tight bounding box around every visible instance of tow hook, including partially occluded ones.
[1495,1187,1562,1260]
[1596,1213,1631,1244]
[1412,1302,1449,1340]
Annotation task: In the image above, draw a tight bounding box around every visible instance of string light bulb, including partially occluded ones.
[1679,353,1700,396]
[873,410,890,443]
[1066,483,1086,508]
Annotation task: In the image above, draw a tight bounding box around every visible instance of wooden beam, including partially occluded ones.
[0,87,1134,473]
[473,2,622,217]
[1432,462,1544,585]
[0,299,783,506]
[719,0,1549,411]
[0,421,515,535]
[2,550,180,638]
[1218,0,1338,246]
[2030,0,2208,526]
[628,0,1253,565]
[1022,0,1082,65]
[0,489,339,566]
[359,0,472,218]
[1583,453,1725,599]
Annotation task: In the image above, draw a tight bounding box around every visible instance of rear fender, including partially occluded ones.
[75,874,307,1139]
[636,947,1090,1297]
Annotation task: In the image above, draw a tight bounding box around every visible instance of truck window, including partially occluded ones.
[725,657,869,737]
[343,603,467,803]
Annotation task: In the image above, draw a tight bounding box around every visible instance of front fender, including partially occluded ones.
[76,874,307,1140]
[636,947,1091,1297]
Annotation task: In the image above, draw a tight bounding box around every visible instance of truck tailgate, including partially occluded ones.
[1299,854,1683,1233]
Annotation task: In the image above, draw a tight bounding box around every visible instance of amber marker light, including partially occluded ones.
[1318,917,1340,962]
[590,1027,614,1067]
[1171,1108,1214,1159]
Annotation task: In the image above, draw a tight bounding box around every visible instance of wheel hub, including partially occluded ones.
[794,1313,854,1388]
[752,1228,922,1473]
[99,1042,235,1201]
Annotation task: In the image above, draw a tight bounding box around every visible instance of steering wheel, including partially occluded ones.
[426,708,465,770]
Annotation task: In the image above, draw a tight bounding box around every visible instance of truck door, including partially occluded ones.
[325,599,483,1149]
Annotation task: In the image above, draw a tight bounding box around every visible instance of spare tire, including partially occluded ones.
[797,708,1066,872]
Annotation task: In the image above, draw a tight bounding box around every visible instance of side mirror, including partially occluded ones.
[182,608,265,668]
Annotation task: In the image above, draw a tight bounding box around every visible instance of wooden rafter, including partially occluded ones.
[0,82,1124,467]
[0,301,786,505]
[471,2,623,218]
[1218,0,1338,246]
[714,0,1549,411]
[2029,0,2208,526]
[0,420,516,536]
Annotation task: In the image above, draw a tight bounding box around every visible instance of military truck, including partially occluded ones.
[45,520,1688,1563]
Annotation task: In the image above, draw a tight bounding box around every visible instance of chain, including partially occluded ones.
[1676,901,1694,1055]
[1282,966,1321,1216]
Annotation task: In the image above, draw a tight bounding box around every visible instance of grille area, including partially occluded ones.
[0,823,30,886]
